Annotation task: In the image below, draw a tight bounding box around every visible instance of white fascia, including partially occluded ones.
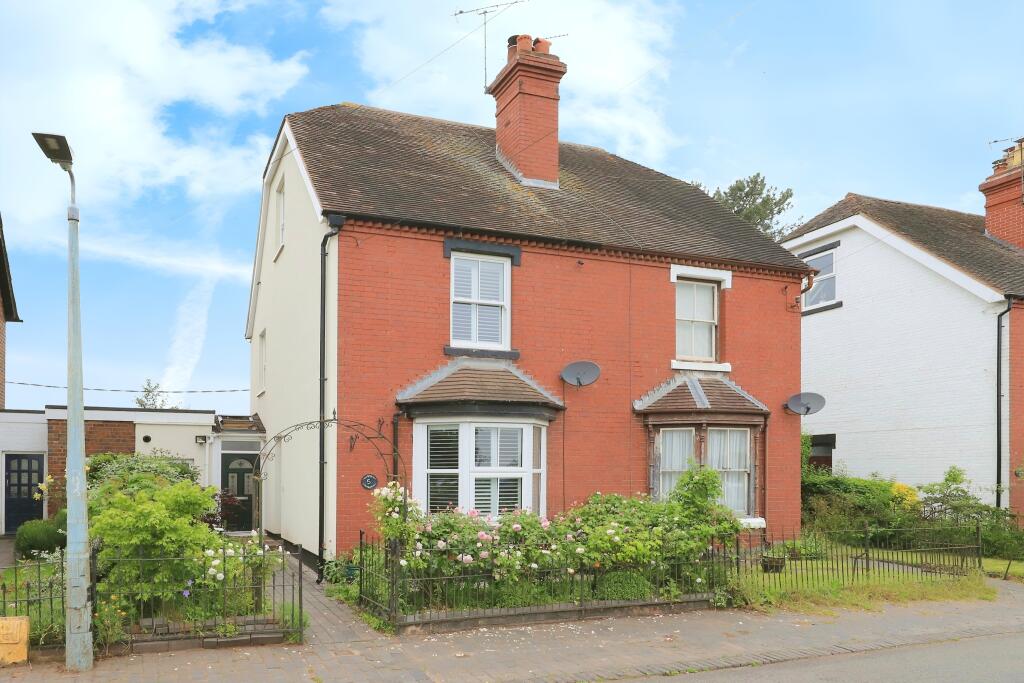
[245,120,326,340]
[670,264,732,288]
[782,215,1005,304]
[43,407,216,425]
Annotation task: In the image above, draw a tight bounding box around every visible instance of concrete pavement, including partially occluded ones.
[3,577,1024,681]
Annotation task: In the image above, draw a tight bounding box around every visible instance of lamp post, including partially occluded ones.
[32,132,93,671]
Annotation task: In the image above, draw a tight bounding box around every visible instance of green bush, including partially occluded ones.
[494,581,554,608]
[52,508,67,533]
[15,519,65,558]
[87,452,197,506]
[595,570,653,601]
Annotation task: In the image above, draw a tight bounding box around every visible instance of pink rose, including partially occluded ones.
[512,523,522,532]
[541,519,551,529]
[468,509,479,518]
[462,554,474,564]
[477,531,489,541]
[479,550,490,559]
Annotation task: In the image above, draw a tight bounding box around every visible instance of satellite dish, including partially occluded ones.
[561,361,601,387]
[784,392,826,416]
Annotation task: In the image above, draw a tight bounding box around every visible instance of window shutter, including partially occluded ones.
[453,258,475,298]
[478,260,504,301]
[476,305,502,343]
[498,428,521,467]
[498,478,521,512]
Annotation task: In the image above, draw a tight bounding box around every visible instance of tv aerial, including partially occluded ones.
[560,361,600,388]
[783,392,826,416]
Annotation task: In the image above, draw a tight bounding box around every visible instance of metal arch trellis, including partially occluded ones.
[248,414,412,551]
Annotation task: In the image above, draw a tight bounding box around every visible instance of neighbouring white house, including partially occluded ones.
[0,406,264,535]
[782,141,1024,510]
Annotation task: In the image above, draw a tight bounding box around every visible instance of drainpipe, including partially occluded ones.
[318,214,345,583]
[996,296,1014,508]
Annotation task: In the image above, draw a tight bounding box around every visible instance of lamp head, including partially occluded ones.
[32,133,73,168]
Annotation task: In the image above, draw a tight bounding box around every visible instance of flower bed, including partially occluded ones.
[360,469,740,620]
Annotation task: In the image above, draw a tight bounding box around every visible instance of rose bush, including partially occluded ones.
[367,469,739,611]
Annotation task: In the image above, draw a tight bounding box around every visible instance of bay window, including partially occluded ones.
[417,420,545,515]
[655,425,753,517]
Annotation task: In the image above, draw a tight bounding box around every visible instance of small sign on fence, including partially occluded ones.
[0,616,29,665]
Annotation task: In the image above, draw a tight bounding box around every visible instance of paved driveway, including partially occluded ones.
[4,578,1024,681]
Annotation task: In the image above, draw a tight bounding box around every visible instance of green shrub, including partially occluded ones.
[494,581,553,608]
[87,452,197,507]
[595,570,653,601]
[15,519,65,557]
[51,508,67,533]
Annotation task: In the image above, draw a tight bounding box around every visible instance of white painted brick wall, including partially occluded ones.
[792,226,1007,504]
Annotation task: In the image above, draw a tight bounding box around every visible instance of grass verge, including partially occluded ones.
[735,574,995,614]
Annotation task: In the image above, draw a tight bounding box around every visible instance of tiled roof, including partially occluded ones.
[633,374,769,414]
[785,193,1024,296]
[396,358,563,409]
[284,103,810,272]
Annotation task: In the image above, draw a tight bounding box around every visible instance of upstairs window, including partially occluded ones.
[675,280,718,361]
[275,179,285,249]
[803,251,836,309]
[257,329,268,393]
[450,253,511,350]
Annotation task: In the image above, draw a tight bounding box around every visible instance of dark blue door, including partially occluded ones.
[5,454,44,535]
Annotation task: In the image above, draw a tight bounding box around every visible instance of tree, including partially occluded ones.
[694,173,798,241]
[135,379,176,409]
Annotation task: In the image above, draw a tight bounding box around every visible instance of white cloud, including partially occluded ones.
[0,0,307,268]
[320,0,681,166]
[161,276,218,392]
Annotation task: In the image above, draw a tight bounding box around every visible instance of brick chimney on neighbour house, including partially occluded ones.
[487,34,568,189]
[980,139,1024,247]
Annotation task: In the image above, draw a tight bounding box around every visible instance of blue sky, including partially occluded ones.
[1,0,1021,414]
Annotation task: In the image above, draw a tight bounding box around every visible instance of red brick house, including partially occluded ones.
[246,35,810,559]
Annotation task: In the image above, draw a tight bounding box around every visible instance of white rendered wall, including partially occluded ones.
[134,421,215,486]
[791,225,1006,503]
[248,135,339,557]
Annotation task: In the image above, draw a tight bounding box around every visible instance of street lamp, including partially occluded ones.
[32,132,93,671]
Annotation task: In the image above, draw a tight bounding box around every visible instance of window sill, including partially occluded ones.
[739,517,766,529]
[273,243,285,262]
[802,301,843,317]
[444,346,521,361]
[670,360,732,372]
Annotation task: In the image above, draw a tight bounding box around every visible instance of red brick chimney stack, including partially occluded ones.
[980,139,1024,247]
[487,34,568,189]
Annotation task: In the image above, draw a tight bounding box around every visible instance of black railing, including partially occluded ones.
[358,524,983,628]
[0,540,305,651]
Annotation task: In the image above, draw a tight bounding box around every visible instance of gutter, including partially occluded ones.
[996,295,1019,508]
[317,213,344,582]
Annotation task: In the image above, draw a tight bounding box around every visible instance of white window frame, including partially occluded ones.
[657,428,694,501]
[257,329,268,395]
[275,178,286,253]
[707,427,751,517]
[802,249,837,310]
[413,417,546,517]
[675,280,719,362]
[449,252,512,351]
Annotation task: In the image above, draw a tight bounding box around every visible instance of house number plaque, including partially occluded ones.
[360,474,379,490]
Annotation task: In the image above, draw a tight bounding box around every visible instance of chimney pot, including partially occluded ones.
[533,37,552,54]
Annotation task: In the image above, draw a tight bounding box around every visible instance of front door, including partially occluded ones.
[222,453,256,531]
[5,454,44,535]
